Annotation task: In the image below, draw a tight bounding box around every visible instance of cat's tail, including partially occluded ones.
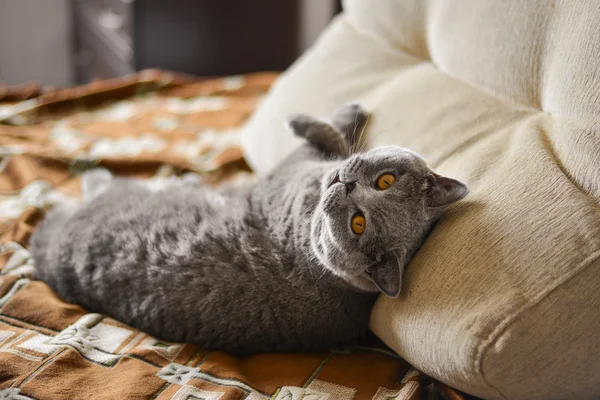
[29,205,74,279]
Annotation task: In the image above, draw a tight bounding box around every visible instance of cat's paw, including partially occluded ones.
[331,104,368,134]
[331,103,369,152]
[287,114,349,157]
[287,104,370,158]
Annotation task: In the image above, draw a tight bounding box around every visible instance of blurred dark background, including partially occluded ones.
[0,0,342,87]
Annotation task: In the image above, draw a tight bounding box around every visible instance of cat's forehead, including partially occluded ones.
[356,146,428,172]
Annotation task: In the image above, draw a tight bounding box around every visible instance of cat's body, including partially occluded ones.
[31,105,467,354]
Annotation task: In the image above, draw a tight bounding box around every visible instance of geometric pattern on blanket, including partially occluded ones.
[0,71,471,400]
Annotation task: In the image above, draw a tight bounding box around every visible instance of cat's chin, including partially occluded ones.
[324,263,380,293]
[310,238,379,293]
[348,272,380,293]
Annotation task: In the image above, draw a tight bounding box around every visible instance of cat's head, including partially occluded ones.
[311,146,468,297]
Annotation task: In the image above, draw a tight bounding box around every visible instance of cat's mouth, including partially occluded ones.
[328,171,341,188]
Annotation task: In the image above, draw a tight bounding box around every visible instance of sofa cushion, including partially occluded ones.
[241,1,600,399]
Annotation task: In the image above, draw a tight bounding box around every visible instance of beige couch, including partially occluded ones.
[241,1,600,399]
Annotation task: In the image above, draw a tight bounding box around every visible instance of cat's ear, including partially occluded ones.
[370,251,404,298]
[426,173,468,208]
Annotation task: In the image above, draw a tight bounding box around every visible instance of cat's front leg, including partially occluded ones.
[287,104,369,159]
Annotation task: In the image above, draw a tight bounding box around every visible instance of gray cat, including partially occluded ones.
[30,104,467,354]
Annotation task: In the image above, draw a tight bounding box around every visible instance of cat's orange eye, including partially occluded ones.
[351,214,366,235]
[376,173,396,190]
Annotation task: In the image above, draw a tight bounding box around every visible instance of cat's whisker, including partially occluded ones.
[349,108,360,150]
[313,262,331,284]
[334,132,345,158]
[351,113,370,155]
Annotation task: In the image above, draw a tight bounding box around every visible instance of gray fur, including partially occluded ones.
[30,104,467,354]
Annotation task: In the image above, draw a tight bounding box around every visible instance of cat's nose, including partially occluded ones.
[345,181,357,194]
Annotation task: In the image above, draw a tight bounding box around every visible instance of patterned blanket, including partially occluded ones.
[0,71,470,400]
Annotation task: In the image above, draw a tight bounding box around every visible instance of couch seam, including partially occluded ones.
[430,111,539,171]
[342,12,552,118]
[473,249,600,399]
[539,119,600,207]
[341,14,429,64]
